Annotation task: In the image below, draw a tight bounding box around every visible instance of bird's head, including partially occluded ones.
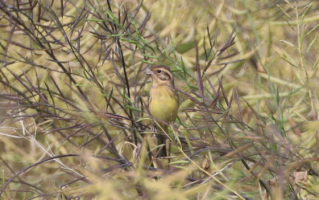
[145,65,174,86]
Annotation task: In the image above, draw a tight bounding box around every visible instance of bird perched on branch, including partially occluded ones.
[145,65,179,157]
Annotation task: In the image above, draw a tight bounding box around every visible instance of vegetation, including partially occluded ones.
[1,0,319,199]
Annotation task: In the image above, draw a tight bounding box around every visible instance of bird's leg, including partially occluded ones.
[150,126,157,133]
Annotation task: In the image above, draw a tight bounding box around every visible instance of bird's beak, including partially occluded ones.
[144,68,154,75]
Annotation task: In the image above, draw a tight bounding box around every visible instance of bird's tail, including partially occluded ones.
[157,134,167,157]
[157,125,169,157]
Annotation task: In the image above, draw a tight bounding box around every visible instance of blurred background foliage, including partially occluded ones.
[1,0,319,199]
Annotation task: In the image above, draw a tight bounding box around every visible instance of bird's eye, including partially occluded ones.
[157,70,161,73]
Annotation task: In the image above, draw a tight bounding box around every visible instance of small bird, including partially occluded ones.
[145,65,179,157]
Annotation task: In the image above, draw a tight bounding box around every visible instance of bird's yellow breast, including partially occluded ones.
[149,85,178,128]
